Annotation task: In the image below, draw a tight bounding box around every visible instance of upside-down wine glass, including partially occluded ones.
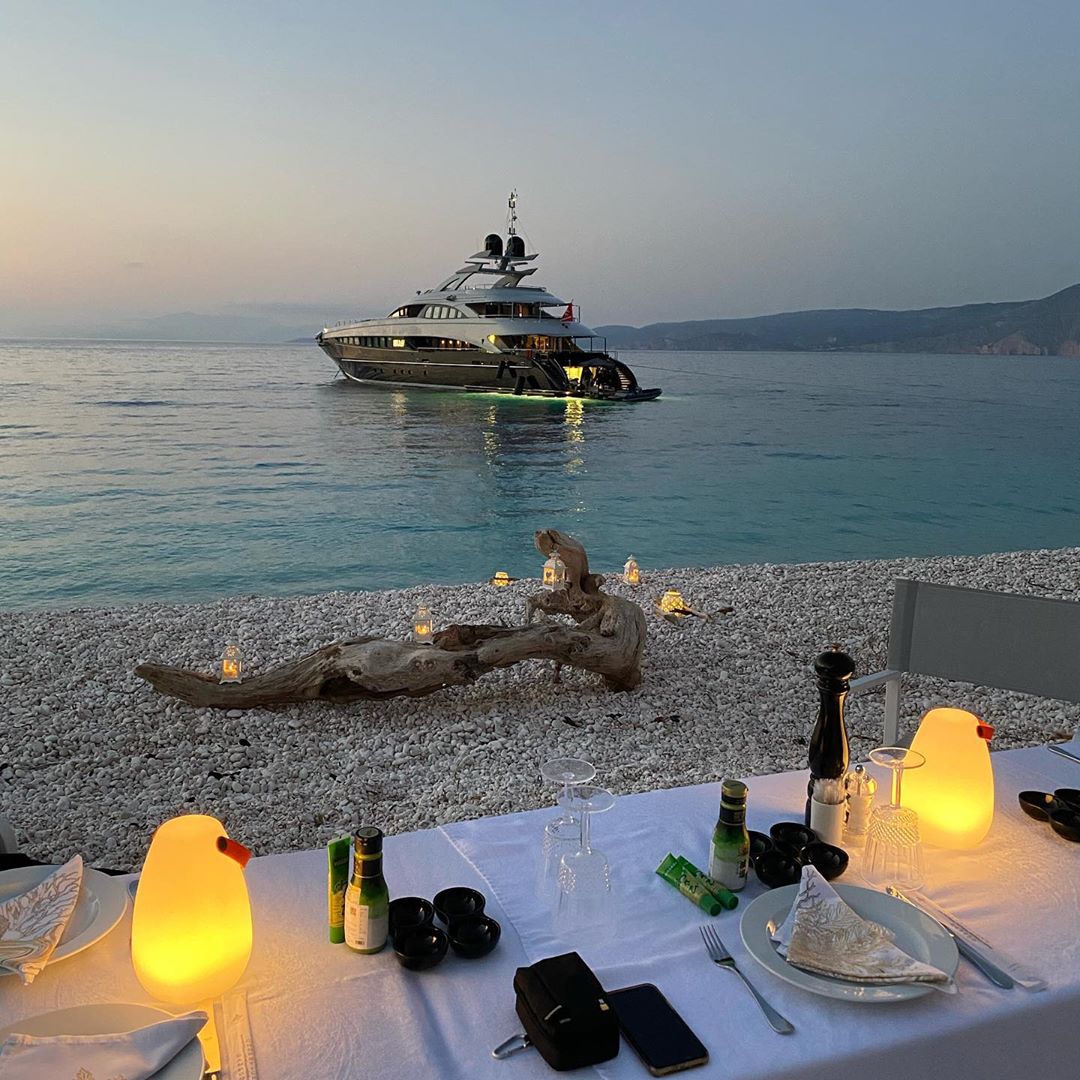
[556,784,616,935]
[860,746,926,890]
[540,759,597,894]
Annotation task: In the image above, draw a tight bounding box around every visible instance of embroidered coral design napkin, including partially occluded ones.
[0,855,84,984]
[771,865,955,990]
[0,1010,206,1080]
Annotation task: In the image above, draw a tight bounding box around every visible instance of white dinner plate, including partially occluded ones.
[0,1003,204,1079]
[739,882,959,1003]
[0,864,129,973]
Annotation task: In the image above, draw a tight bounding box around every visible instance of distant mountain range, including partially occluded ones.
[595,283,1080,356]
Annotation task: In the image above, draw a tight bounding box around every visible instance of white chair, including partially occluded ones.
[850,577,1080,744]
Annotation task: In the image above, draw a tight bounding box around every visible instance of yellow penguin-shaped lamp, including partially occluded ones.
[132,814,253,1004]
[904,707,995,849]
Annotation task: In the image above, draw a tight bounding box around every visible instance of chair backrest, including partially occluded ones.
[887,578,1080,704]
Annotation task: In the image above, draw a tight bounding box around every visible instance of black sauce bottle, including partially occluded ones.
[805,645,855,826]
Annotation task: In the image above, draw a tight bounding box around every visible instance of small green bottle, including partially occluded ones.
[344,826,390,953]
[709,780,750,891]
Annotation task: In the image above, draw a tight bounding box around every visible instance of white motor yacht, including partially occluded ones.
[316,193,661,402]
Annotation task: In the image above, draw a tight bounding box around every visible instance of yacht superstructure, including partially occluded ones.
[316,194,660,402]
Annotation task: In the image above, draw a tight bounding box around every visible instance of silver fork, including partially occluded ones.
[700,925,794,1034]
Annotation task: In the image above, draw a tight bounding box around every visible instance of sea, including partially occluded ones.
[2,340,1079,612]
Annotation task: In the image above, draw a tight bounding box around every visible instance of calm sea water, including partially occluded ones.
[2,341,1079,611]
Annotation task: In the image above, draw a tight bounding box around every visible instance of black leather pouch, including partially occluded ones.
[511,951,619,1071]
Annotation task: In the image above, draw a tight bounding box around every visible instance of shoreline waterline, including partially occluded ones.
[2,546,1078,871]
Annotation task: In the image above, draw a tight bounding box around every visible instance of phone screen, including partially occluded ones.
[608,984,709,1076]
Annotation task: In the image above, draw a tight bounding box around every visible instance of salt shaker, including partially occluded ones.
[844,764,877,841]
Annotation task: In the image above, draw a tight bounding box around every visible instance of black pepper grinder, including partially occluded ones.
[805,645,855,826]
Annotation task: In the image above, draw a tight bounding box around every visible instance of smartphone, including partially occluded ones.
[607,983,709,1076]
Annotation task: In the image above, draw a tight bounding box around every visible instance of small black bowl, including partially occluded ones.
[1049,808,1080,843]
[769,821,817,856]
[800,841,849,882]
[393,925,448,971]
[433,887,486,926]
[1018,790,1059,822]
[753,850,804,889]
[389,897,434,942]
[448,913,501,959]
[748,830,774,859]
[1055,788,1080,811]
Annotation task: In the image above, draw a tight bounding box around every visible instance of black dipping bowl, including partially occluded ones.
[1018,790,1059,821]
[433,887,486,925]
[800,841,849,881]
[1055,788,1080,811]
[748,831,774,859]
[389,897,434,942]
[769,822,817,855]
[448,913,501,959]
[393,925,448,970]
[754,850,804,889]
[1049,808,1080,843]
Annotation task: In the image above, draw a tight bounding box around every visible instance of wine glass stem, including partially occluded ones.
[891,764,903,808]
[579,807,592,855]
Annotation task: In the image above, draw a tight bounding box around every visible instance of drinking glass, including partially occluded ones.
[540,758,596,892]
[555,785,616,935]
[860,746,926,890]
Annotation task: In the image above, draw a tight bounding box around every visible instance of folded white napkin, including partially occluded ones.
[771,865,956,991]
[0,856,83,985]
[0,1009,206,1080]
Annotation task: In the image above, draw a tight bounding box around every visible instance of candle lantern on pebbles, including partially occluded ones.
[219,645,242,684]
[490,570,512,587]
[623,555,641,586]
[660,588,687,617]
[412,604,434,644]
[542,550,567,591]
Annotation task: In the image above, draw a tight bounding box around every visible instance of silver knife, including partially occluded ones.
[1048,743,1080,766]
[886,887,1015,989]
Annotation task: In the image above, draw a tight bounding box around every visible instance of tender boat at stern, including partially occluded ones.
[316,193,660,402]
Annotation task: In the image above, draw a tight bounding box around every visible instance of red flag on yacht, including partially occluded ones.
[561,302,574,322]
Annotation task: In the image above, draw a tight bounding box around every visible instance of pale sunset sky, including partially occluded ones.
[3,0,1079,337]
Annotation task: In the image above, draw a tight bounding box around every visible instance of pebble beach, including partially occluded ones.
[3,546,1078,872]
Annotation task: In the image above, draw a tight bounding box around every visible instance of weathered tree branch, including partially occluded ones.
[134,530,647,709]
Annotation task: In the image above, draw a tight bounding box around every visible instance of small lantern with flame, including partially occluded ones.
[542,551,568,591]
[412,604,434,644]
[490,571,512,587]
[623,555,641,586]
[220,645,242,685]
[660,588,687,618]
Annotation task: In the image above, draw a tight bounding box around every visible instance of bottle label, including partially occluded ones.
[344,888,389,951]
[709,845,749,890]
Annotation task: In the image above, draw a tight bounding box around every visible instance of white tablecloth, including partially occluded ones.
[1,746,1078,1080]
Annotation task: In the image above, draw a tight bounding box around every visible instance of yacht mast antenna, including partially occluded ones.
[507,189,518,237]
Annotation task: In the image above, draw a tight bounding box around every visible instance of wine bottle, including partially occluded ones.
[805,646,855,826]
[709,780,750,891]
[344,826,389,953]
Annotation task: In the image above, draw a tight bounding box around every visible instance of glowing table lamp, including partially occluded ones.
[132,815,253,1004]
[220,645,242,684]
[903,707,995,849]
[623,556,641,586]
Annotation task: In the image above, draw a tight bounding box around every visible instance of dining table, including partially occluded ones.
[2,743,1079,1080]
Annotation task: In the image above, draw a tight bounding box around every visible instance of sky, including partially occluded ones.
[3,0,1080,338]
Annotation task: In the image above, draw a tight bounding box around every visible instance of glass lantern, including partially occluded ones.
[542,551,568,591]
[660,588,687,617]
[491,570,511,587]
[412,604,434,644]
[623,555,641,586]
[220,645,242,684]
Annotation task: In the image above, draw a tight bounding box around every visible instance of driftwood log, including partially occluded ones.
[134,529,647,709]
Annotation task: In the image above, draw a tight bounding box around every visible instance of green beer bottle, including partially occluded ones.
[709,780,750,891]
